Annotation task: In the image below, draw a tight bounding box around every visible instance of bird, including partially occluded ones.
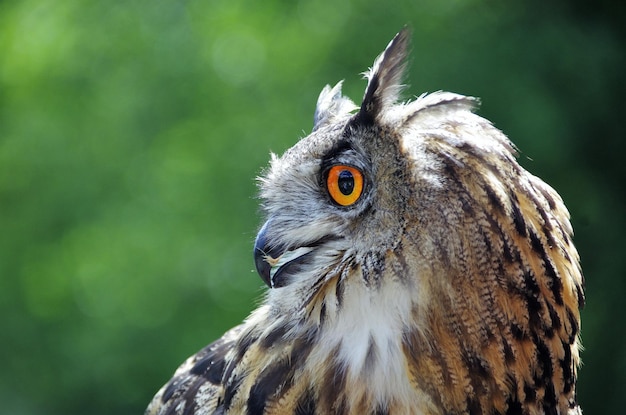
[145,28,584,415]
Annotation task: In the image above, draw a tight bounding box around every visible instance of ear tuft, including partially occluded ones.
[313,81,357,132]
[356,27,411,125]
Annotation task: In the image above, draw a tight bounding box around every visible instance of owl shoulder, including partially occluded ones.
[145,325,244,415]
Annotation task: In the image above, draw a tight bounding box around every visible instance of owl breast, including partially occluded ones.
[299,260,438,414]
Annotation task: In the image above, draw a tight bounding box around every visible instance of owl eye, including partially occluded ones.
[326,165,364,206]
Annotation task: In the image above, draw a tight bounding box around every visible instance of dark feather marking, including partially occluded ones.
[526,304,543,336]
[477,222,495,271]
[466,397,482,415]
[260,324,288,349]
[361,252,385,287]
[460,193,475,215]
[302,267,340,317]
[464,353,491,380]
[561,247,572,263]
[247,359,293,415]
[543,382,558,414]
[327,363,348,400]
[524,381,536,403]
[334,397,348,415]
[528,229,564,306]
[561,340,574,394]
[181,389,199,415]
[164,380,201,415]
[440,149,463,183]
[537,184,557,210]
[247,335,315,415]
[528,226,546,253]
[576,284,586,309]
[509,192,527,237]
[505,398,523,415]
[502,338,515,365]
[565,307,579,344]
[503,237,521,264]
[510,322,527,341]
[319,301,327,327]
[484,184,505,214]
[556,222,571,246]
[374,405,390,415]
[523,269,540,295]
[319,346,347,411]
[543,257,564,307]
[515,270,543,332]
[543,324,555,340]
[463,352,490,403]
[192,355,226,385]
[302,271,335,310]
[356,76,380,125]
[472,141,518,168]
[220,329,260,407]
[364,335,377,373]
[295,389,317,415]
[223,371,245,411]
[236,329,260,360]
[162,376,185,403]
[531,333,553,389]
[187,336,237,385]
[526,186,557,244]
[335,276,345,309]
[545,299,562,334]
[541,216,557,249]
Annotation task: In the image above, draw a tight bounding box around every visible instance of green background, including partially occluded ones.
[1,0,623,413]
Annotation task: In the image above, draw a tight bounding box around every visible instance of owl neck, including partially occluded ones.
[251,271,437,413]
[313,275,434,412]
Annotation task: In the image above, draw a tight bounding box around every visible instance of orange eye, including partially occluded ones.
[326,165,364,206]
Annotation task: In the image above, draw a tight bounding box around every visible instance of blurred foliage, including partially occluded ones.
[0,0,623,414]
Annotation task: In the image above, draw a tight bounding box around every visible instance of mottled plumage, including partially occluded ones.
[146,29,584,415]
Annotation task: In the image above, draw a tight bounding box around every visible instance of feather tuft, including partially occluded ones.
[313,81,357,132]
[356,27,411,125]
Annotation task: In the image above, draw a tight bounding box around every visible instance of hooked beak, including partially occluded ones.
[253,219,315,288]
[253,220,281,287]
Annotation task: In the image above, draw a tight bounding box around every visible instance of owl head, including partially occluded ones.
[253,29,477,290]
[252,28,583,413]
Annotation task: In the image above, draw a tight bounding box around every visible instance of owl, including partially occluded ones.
[146,29,584,415]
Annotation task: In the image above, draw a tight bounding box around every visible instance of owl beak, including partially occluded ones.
[253,220,281,287]
[253,220,316,288]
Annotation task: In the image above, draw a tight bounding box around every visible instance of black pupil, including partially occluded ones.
[337,170,355,195]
